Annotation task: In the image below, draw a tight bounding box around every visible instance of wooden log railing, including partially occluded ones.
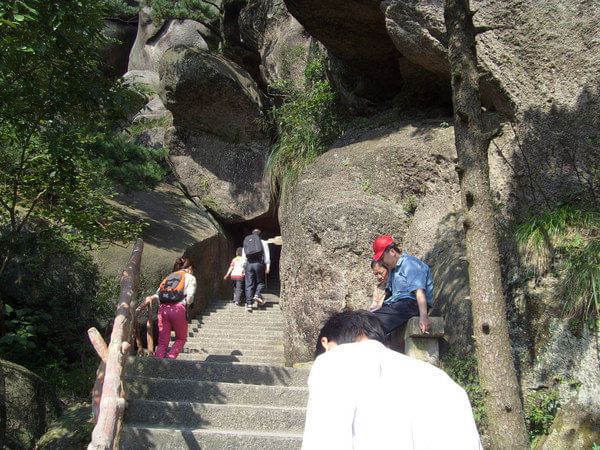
[87,239,144,450]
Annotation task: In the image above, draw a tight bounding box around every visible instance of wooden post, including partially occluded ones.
[88,239,143,450]
[146,297,155,354]
[88,327,108,422]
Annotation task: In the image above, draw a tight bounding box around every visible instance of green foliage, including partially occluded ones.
[402,195,419,216]
[93,136,168,191]
[267,51,345,198]
[103,0,139,18]
[144,0,221,21]
[515,202,600,326]
[0,230,123,400]
[442,351,487,431]
[525,387,560,444]
[0,0,168,263]
[0,232,114,392]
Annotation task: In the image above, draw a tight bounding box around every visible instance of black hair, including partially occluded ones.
[370,259,388,270]
[384,243,401,254]
[173,256,193,272]
[314,309,386,357]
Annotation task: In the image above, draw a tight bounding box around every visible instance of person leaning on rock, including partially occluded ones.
[370,235,433,334]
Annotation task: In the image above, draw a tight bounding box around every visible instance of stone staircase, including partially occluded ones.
[119,290,309,449]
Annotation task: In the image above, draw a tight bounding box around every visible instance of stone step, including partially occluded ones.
[190,324,284,333]
[182,338,283,348]
[188,330,284,340]
[199,310,283,318]
[191,318,284,327]
[190,323,284,332]
[125,377,309,406]
[125,357,309,386]
[124,399,306,432]
[181,344,283,356]
[204,303,281,311]
[120,426,302,450]
[177,353,285,364]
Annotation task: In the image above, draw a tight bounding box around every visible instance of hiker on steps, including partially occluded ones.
[242,228,270,312]
[137,257,196,359]
[370,235,433,335]
[223,247,246,306]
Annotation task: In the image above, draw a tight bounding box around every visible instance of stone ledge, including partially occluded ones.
[389,316,445,366]
[404,316,445,338]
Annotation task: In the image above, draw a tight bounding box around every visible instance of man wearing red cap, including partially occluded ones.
[371,235,433,334]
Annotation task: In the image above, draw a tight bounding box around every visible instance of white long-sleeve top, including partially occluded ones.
[302,340,483,450]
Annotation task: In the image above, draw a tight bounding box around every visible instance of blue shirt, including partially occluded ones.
[384,253,434,306]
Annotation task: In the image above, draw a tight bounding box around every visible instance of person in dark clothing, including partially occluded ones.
[242,228,270,312]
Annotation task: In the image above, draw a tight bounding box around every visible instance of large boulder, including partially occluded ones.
[283,0,403,105]
[94,182,231,316]
[158,46,271,223]
[238,0,313,90]
[1,359,61,450]
[128,6,219,72]
[122,70,173,150]
[383,0,600,212]
[280,115,465,363]
[534,398,600,450]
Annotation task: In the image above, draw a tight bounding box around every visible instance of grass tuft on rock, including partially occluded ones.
[266,49,345,200]
[515,201,600,327]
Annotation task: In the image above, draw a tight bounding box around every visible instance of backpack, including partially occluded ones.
[158,270,186,304]
[243,234,263,258]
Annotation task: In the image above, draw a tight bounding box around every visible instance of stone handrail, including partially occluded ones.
[87,239,144,450]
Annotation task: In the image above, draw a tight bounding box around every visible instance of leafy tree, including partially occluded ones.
[0,0,165,333]
[146,0,222,20]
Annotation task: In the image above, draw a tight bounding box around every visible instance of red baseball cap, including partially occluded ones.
[372,235,394,261]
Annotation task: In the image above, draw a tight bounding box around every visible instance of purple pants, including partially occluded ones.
[155,302,187,359]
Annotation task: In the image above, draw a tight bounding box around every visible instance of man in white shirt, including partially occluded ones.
[302,310,482,450]
[242,228,271,311]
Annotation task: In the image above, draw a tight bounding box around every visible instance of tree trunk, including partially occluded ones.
[443,0,529,448]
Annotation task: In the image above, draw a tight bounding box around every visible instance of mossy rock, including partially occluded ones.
[1,359,61,450]
[36,404,93,450]
[533,398,600,450]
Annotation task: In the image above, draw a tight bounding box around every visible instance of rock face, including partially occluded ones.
[1,359,61,450]
[94,183,231,315]
[283,0,403,105]
[280,115,464,363]
[159,46,271,223]
[102,19,138,78]
[534,398,600,450]
[383,0,600,212]
[128,6,219,72]
[239,0,312,90]
[124,5,274,224]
